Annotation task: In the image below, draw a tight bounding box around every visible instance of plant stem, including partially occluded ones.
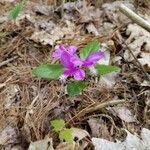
[119,4,150,32]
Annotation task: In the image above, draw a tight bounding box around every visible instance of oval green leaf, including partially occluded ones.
[95,64,120,75]
[67,81,87,97]
[32,64,64,80]
[79,40,100,59]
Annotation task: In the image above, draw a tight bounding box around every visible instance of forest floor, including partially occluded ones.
[0,0,150,150]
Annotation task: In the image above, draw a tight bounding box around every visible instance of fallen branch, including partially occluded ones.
[119,4,150,32]
[67,99,125,124]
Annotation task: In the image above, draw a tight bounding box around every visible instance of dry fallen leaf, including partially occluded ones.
[86,22,99,36]
[0,126,18,146]
[30,21,75,46]
[98,72,119,89]
[124,24,150,61]
[92,128,150,150]
[88,118,111,139]
[56,142,82,150]
[72,127,90,141]
[28,136,54,150]
[141,80,150,87]
[138,52,150,72]
[102,1,135,25]
[4,84,20,109]
[108,106,136,123]
[33,4,52,16]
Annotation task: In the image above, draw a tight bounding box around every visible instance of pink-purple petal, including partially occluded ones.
[70,55,83,67]
[59,44,66,51]
[64,68,75,75]
[73,69,85,80]
[52,44,66,58]
[67,46,78,54]
[52,49,62,58]
[83,51,104,67]
[60,51,74,68]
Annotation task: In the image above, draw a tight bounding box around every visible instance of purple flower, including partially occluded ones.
[60,51,85,80]
[52,44,104,81]
[52,44,78,59]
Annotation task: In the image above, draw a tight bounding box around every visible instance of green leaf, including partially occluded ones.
[32,64,63,80]
[9,2,24,20]
[67,81,87,97]
[50,119,65,132]
[59,129,73,143]
[79,40,100,59]
[95,64,120,75]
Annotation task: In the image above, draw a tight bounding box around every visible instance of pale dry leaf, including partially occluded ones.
[30,21,75,46]
[33,4,52,16]
[0,126,18,146]
[78,4,103,23]
[88,118,111,139]
[0,16,8,24]
[0,0,15,3]
[138,52,150,71]
[0,83,6,89]
[86,22,99,36]
[102,1,135,24]
[102,1,134,12]
[141,80,150,87]
[88,118,102,137]
[141,128,150,148]
[62,1,83,20]
[92,128,150,150]
[124,24,150,61]
[5,84,20,109]
[72,128,90,141]
[30,30,55,45]
[56,142,83,150]
[98,72,119,89]
[92,138,122,150]
[108,106,136,123]
[11,145,23,150]
[98,22,116,35]
[28,136,54,150]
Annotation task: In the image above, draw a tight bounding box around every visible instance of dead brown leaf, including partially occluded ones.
[30,21,75,46]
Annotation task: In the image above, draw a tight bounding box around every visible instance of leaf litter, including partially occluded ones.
[0,0,150,149]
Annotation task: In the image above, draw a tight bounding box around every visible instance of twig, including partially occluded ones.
[67,99,125,124]
[0,56,18,68]
[119,4,150,32]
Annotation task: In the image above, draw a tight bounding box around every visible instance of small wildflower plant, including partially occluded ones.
[50,119,73,143]
[32,40,120,96]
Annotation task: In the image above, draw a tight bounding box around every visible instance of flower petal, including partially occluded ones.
[67,46,78,54]
[60,51,74,68]
[64,68,75,75]
[52,44,66,58]
[52,49,62,58]
[84,51,104,67]
[70,55,83,67]
[73,69,85,80]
